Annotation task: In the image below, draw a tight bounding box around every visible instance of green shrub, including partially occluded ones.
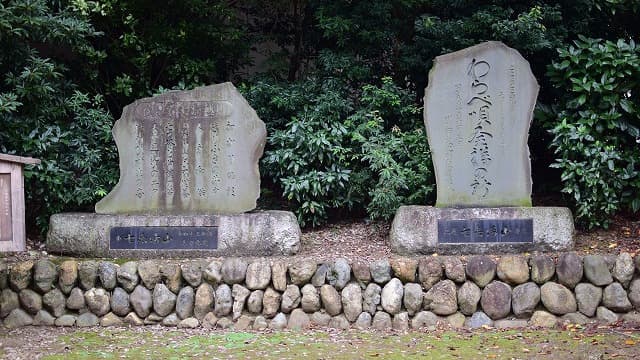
[547,36,640,228]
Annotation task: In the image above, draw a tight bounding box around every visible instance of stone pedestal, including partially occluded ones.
[46,210,300,257]
[390,206,574,255]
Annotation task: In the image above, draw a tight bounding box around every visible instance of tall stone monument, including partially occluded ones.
[47,83,301,257]
[390,42,574,254]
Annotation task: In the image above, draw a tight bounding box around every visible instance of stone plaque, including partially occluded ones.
[110,226,218,250]
[0,174,12,242]
[438,218,533,243]
[95,83,267,214]
[424,42,538,207]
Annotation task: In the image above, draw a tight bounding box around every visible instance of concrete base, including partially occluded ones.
[390,206,574,255]
[46,210,301,257]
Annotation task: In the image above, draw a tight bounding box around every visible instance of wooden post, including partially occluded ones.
[0,154,40,252]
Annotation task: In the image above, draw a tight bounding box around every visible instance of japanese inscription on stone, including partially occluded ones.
[424,42,538,207]
[96,83,267,214]
[110,226,218,250]
[0,174,12,242]
[438,218,533,243]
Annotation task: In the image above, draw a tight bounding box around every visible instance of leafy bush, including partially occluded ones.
[547,36,640,228]
[0,0,118,232]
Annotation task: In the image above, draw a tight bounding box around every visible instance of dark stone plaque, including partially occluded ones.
[438,218,533,244]
[110,226,218,250]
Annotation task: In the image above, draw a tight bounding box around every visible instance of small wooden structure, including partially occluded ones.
[0,154,40,252]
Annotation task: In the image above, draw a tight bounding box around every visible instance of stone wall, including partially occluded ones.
[1,254,639,330]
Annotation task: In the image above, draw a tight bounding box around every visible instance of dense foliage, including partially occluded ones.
[548,36,640,228]
[1,0,639,234]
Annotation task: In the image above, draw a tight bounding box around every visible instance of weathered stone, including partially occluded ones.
[58,260,78,294]
[363,283,381,315]
[622,312,640,324]
[583,255,613,286]
[320,285,342,316]
[117,261,139,292]
[124,312,144,326]
[530,310,557,328]
[630,279,640,310]
[42,288,66,317]
[145,312,164,324]
[540,282,577,315]
[412,311,439,329]
[575,283,602,317]
[55,314,77,327]
[4,308,32,328]
[236,315,253,330]
[0,262,7,289]
[288,308,310,329]
[178,317,200,329]
[424,41,537,208]
[480,281,511,320]
[355,312,372,329]
[110,287,130,316]
[381,278,403,315]
[530,255,555,284]
[443,257,466,283]
[596,306,619,324]
[496,256,529,285]
[262,287,281,318]
[231,284,250,320]
[77,312,99,327]
[391,258,418,283]
[202,260,222,286]
[467,311,493,329]
[247,290,264,314]
[160,263,182,293]
[457,281,481,316]
[494,319,528,329]
[443,312,465,328]
[181,262,202,287]
[560,312,592,325]
[153,284,177,317]
[162,313,181,326]
[370,260,392,285]
[176,286,195,320]
[352,262,371,285]
[202,312,218,328]
[98,262,118,290]
[556,253,582,289]
[289,260,316,286]
[612,252,634,288]
[301,284,320,313]
[311,263,329,287]
[0,288,18,318]
[217,317,234,329]
[341,283,363,322]
[9,261,33,291]
[214,284,232,316]
[424,279,458,316]
[511,282,540,318]
[245,260,271,290]
[33,260,57,293]
[19,289,42,314]
[372,311,392,330]
[271,261,288,291]
[602,282,632,312]
[327,258,351,290]
[85,288,110,316]
[135,261,159,290]
[195,280,214,319]
[466,256,496,288]
[78,261,99,290]
[403,283,423,316]
[329,314,350,330]
[253,315,268,330]
[269,312,287,330]
[393,312,410,331]
[636,254,640,273]
[310,311,331,327]
[130,285,153,318]
[281,285,301,313]
[33,310,55,326]
[418,258,442,290]
[221,258,248,285]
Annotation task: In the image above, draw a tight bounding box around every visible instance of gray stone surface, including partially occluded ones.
[202,261,222,285]
[327,258,351,290]
[575,283,602,317]
[329,314,351,330]
[262,287,281,318]
[247,290,264,314]
[181,263,202,287]
[390,206,574,254]
[281,285,301,313]
[130,285,153,318]
[494,319,528,329]
[468,311,493,328]
[556,253,583,289]
[596,306,619,324]
[271,261,288,291]
[9,261,32,291]
[221,258,248,285]
[201,312,218,328]
[236,314,253,330]
[351,262,371,285]
[55,314,77,327]
[480,281,512,320]
[424,279,458,316]
[311,263,329,287]
[381,278,403,315]
[301,284,320,313]
[110,287,130,316]
[511,282,540,318]
[231,284,250,320]
[124,312,144,326]
[393,312,410,331]
[176,286,195,319]
[363,283,381,315]
[310,311,331,327]
[355,312,372,329]
[403,283,423,316]
[630,279,640,310]
[98,262,118,290]
[42,288,65,317]
[269,312,287,330]
[424,42,537,207]
[178,317,200,329]
[602,283,632,312]
[33,260,57,293]
[370,260,392,284]
[496,256,529,285]
[58,260,78,294]
[443,257,466,283]
[117,261,139,292]
[412,311,439,329]
[288,260,317,286]
[95,83,266,214]
[4,309,33,328]
[245,260,271,290]
[530,310,557,328]
[530,255,555,284]
[391,258,418,283]
[612,252,634,288]
[214,284,232,316]
[583,255,613,286]
[77,312,99,327]
[19,289,42,314]
[253,315,268,330]
[560,312,592,325]
[465,256,495,288]
[78,261,98,290]
[33,310,55,326]
[457,281,481,315]
[161,264,182,293]
[372,311,392,330]
[47,211,301,257]
[138,260,161,289]
[85,288,111,316]
[320,285,342,316]
[0,289,19,318]
[418,258,442,290]
[446,312,466,328]
[341,283,363,322]
[540,282,577,315]
[288,308,310,329]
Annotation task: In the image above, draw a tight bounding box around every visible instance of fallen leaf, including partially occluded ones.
[625,339,636,345]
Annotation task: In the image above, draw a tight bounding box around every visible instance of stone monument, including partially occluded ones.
[47,83,301,257]
[390,42,574,254]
